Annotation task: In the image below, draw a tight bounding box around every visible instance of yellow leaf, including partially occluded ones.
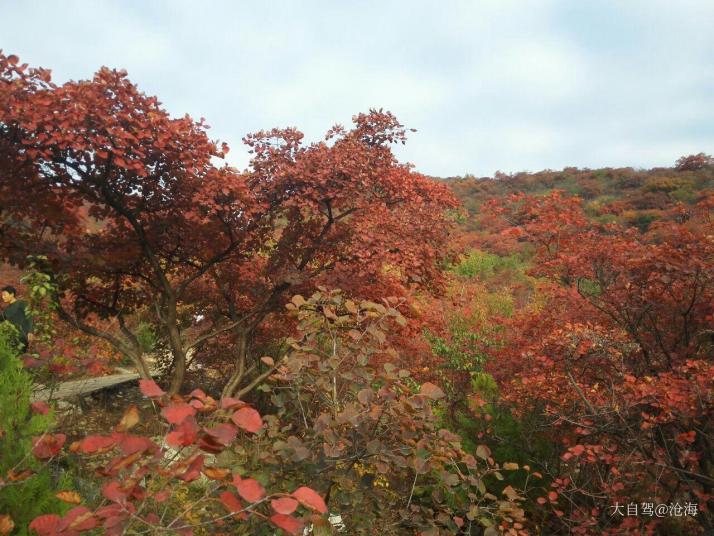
[502,485,519,500]
[503,462,519,470]
[55,490,82,504]
[475,445,491,460]
[115,404,140,432]
[203,467,231,480]
[7,469,33,481]
[0,515,14,535]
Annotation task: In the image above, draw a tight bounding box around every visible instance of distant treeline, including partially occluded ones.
[441,153,714,232]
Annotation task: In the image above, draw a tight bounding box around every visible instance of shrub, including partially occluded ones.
[0,324,72,534]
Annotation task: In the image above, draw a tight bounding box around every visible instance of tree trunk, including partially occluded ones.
[165,297,187,395]
[167,327,187,395]
[221,331,248,399]
[130,351,152,380]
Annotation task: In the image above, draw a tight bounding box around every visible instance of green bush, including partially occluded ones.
[0,324,71,534]
[135,321,157,353]
[453,249,524,280]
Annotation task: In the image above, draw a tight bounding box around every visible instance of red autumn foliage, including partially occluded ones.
[233,477,266,503]
[17,290,525,535]
[27,506,97,536]
[138,379,165,398]
[230,406,263,433]
[10,43,711,534]
[161,403,197,424]
[218,490,243,513]
[486,191,714,534]
[0,51,457,398]
[675,152,713,172]
[75,435,115,455]
[31,433,66,460]
[24,381,331,534]
[291,486,328,514]
[269,513,304,535]
[271,497,299,515]
[30,401,50,415]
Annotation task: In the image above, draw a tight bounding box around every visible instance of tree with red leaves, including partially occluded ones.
[487,191,714,534]
[675,152,713,172]
[0,51,456,395]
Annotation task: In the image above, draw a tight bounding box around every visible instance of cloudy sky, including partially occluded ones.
[4,1,713,177]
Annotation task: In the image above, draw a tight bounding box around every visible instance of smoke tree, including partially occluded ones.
[0,51,456,395]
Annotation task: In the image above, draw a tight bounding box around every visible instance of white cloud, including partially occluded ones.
[3,0,713,177]
[481,40,585,100]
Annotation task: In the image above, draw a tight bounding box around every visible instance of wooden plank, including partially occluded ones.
[31,354,161,402]
[31,372,142,402]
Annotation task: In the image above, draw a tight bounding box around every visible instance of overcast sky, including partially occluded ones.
[4,1,713,177]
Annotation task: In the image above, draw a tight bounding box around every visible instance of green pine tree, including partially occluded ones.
[0,323,72,534]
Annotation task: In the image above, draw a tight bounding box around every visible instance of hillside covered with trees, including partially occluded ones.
[1,51,712,535]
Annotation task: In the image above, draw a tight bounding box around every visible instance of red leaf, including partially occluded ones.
[139,379,165,398]
[22,356,44,368]
[220,397,245,410]
[166,417,199,447]
[102,481,128,503]
[270,514,304,535]
[28,514,61,536]
[197,434,226,454]
[176,455,204,482]
[233,476,265,503]
[219,491,243,513]
[79,436,115,454]
[161,403,196,424]
[60,507,97,532]
[204,423,238,445]
[32,433,66,459]
[31,401,50,415]
[153,490,170,502]
[189,388,207,400]
[95,504,123,519]
[117,434,156,455]
[292,486,328,514]
[548,491,559,502]
[271,497,298,515]
[571,444,586,456]
[102,513,127,532]
[231,407,263,433]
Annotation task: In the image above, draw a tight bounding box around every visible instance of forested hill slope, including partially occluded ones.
[442,153,714,233]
